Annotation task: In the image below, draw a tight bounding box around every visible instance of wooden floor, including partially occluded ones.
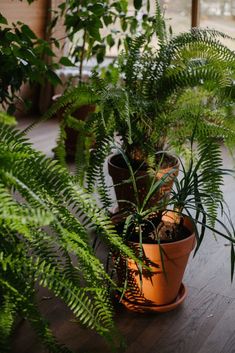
[11,117,235,353]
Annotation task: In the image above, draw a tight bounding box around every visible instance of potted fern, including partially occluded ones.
[0,112,139,352]
[86,25,235,208]
[109,146,235,312]
[41,1,235,210]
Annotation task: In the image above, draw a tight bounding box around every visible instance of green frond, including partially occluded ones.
[54,121,67,167]
[97,164,113,211]
[0,293,16,352]
[86,131,112,192]
[0,121,138,351]
[0,112,16,126]
[197,139,224,224]
[155,0,167,44]
[24,85,96,134]
[120,35,146,92]
[74,130,93,186]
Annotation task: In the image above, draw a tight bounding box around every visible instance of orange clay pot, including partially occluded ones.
[116,213,196,311]
[108,153,179,211]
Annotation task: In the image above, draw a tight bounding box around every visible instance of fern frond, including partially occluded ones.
[0,293,16,352]
[197,139,224,224]
[155,0,167,44]
[97,164,113,211]
[0,111,16,126]
[86,130,112,192]
[24,85,96,134]
[0,122,137,351]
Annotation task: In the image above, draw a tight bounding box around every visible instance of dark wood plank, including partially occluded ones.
[197,299,235,353]
[122,286,200,353]
[144,289,233,353]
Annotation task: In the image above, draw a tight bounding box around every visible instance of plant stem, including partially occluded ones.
[79,29,87,84]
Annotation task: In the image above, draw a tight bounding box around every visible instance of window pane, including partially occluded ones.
[200,0,235,49]
[158,0,191,34]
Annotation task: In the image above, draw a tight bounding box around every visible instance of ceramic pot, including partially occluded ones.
[64,104,95,158]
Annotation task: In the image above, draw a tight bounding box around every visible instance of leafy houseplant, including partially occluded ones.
[52,0,157,83]
[0,113,138,352]
[0,13,61,114]
[109,146,235,312]
[48,0,159,159]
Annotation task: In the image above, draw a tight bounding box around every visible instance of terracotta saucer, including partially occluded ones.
[117,283,188,313]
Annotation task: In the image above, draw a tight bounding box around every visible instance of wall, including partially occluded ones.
[0,0,50,38]
[0,0,51,116]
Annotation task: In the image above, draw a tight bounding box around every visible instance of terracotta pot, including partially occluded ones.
[64,104,95,158]
[52,94,95,159]
[116,214,196,311]
[108,153,179,210]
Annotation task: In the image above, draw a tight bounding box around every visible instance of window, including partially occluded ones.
[200,0,235,49]
[159,0,191,34]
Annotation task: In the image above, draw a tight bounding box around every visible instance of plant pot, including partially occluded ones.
[52,94,95,159]
[108,153,179,210]
[115,213,196,312]
[64,104,95,158]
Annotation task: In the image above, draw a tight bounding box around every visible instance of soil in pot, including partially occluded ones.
[108,153,179,211]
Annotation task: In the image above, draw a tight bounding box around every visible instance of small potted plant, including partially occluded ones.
[41,1,235,206]
[86,26,235,207]
[109,145,235,312]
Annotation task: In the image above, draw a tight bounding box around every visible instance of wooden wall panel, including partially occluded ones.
[0,0,51,115]
[0,0,50,38]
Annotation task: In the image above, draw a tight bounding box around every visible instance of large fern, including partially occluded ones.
[30,2,235,219]
[87,23,235,213]
[0,120,139,352]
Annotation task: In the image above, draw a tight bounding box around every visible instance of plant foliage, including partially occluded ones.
[110,147,235,278]
[0,116,138,352]
[35,1,235,219]
[88,28,235,162]
[52,0,158,81]
[0,12,61,113]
